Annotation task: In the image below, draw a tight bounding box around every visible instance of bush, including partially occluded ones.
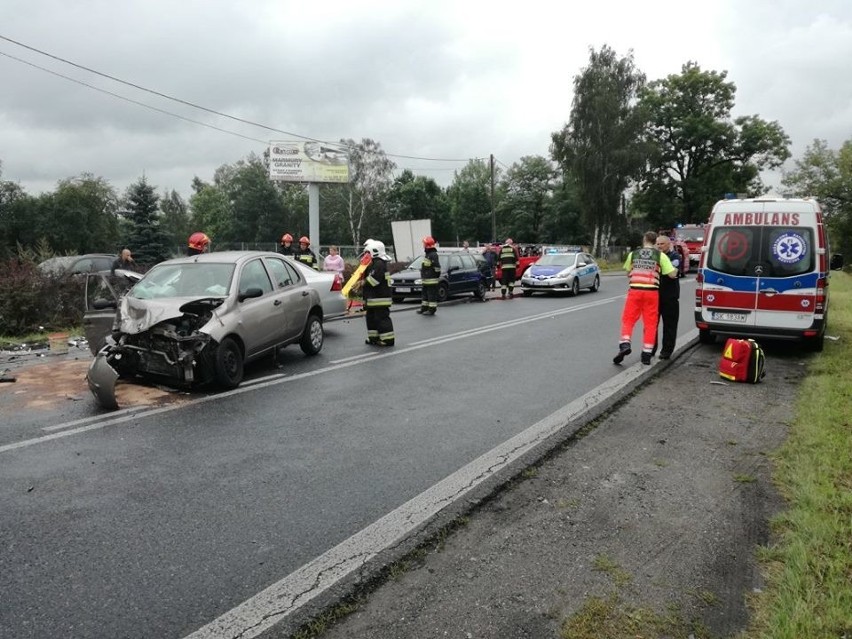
[0,257,85,336]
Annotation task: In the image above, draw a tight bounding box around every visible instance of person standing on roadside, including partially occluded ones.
[187,232,210,256]
[653,234,681,359]
[279,233,295,256]
[418,236,440,315]
[323,245,345,279]
[613,231,677,366]
[111,248,135,275]
[483,244,497,291]
[362,239,395,347]
[498,238,519,299]
[295,236,319,270]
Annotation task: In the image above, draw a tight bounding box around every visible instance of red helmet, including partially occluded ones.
[422,236,436,248]
[299,236,310,245]
[188,232,210,251]
[281,233,293,244]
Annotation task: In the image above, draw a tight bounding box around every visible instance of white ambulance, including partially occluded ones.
[695,197,832,351]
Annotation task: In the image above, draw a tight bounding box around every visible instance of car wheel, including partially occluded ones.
[473,280,486,300]
[214,337,244,388]
[698,329,715,345]
[300,313,324,355]
[437,282,449,303]
[590,275,600,292]
[522,290,533,297]
[571,278,580,296]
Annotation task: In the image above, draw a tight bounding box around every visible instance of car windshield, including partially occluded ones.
[406,256,425,269]
[536,253,577,267]
[676,228,704,242]
[130,263,236,299]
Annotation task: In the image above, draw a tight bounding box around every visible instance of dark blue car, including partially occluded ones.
[390,250,489,303]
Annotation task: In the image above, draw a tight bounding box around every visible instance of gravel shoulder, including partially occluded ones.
[313,343,803,638]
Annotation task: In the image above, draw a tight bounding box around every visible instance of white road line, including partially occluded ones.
[4,295,621,455]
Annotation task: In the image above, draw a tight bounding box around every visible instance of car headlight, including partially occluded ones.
[414,278,423,285]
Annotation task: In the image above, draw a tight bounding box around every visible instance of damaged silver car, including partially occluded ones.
[87,251,325,409]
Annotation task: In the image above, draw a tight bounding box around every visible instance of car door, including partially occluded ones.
[235,258,282,357]
[444,254,464,294]
[83,273,120,354]
[458,254,480,292]
[263,256,312,339]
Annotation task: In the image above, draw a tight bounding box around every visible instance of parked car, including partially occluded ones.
[38,254,118,275]
[86,251,324,409]
[520,251,601,296]
[390,250,489,303]
[285,257,347,320]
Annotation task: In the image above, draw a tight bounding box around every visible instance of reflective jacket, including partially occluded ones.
[295,248,319,270]
[364,258,392,307]
[421,247,441,285]
[499,244,518,270]
[624,247,675,289]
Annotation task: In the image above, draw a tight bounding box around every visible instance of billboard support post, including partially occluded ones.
[308,183,320,252]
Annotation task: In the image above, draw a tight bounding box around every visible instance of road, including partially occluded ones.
[0,278,698,639]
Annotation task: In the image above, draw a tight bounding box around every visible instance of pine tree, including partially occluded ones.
[123,177,172,266]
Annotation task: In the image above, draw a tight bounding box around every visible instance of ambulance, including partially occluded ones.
[695,197,832,351]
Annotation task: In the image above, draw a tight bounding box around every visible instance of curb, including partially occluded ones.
[185,330,701,638]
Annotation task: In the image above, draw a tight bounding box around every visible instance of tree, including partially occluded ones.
[189,184,231,245]
[214,153,285,246]
[447,159,497,243]
[46,174,121,254]
[121,177,171,265]
[159,189,191,254]
[782,138,852,260]
[329,138,396,247]
[636,62,790,227]
[551,46,649,256]
[498,156,556,242]
[387,170,453,241]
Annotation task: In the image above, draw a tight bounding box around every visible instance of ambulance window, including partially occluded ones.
[764,227,814,276]
[708,227,756,276]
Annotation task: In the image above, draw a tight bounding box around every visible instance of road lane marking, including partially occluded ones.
[4,295,622,455]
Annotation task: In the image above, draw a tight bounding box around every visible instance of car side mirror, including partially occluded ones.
[239,287,264,302]
[92,298,117,310]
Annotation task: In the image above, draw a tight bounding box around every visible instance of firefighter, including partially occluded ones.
[362,239,395,347]
[279,233,295,256]
[418,236,440,315]
[187,232,210,256]
[613,231,678,366]
[498,238,520,299]
[295,236,319,269]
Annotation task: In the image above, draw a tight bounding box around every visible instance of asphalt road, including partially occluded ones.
[0,277,698,639]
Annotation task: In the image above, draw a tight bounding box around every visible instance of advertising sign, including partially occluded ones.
[268,141,350,183]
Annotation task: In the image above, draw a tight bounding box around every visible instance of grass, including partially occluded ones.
[560,272,852,639]
[740,271,852,639]
[0,324,83,350]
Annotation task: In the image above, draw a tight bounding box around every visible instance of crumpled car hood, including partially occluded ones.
[118,296,226,334]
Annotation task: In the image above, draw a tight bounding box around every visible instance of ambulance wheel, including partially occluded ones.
[698,329,715,345]
[805,333,824,352]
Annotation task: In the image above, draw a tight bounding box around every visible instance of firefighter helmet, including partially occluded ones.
[188,232,210,251]
[422,235,436,248]
[363,238,388,260]
[299,236,310,245]
[280,233,293,244]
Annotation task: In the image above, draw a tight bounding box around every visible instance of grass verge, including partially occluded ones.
[742,271,852,639]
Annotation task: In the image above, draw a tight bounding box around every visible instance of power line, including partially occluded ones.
[0,49,269,145]
[0,33,484,163]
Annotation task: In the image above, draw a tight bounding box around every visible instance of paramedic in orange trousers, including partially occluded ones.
[613,231,678,366]
[652,234,681,360]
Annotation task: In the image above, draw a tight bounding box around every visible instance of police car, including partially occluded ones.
[520,247,601,296]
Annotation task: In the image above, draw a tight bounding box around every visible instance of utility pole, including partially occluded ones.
[490,154,496,242]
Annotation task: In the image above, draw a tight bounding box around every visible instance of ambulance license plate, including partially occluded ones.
[395,287,411,293]
[712,311,747,322]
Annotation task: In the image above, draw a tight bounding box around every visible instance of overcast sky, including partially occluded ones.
[2,0,851,200]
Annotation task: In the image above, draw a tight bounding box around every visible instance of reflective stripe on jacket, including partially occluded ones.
[626,247,662,289]
[499,245,517,269]
[421,247,441,285]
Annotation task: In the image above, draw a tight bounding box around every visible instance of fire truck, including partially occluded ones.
[673,224,706,270]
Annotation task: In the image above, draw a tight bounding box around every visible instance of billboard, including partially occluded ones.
[268,141,350,183]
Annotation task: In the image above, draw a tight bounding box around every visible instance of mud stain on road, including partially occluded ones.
[0,359,188,410]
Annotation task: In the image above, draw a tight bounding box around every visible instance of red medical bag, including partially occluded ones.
[718,338,766,383]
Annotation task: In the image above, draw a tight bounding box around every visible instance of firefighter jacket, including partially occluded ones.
[363,257,392,308]
[279,245,295,256]
[421,247,441,285]
[499,244,519,271]
[295,248,319,270]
